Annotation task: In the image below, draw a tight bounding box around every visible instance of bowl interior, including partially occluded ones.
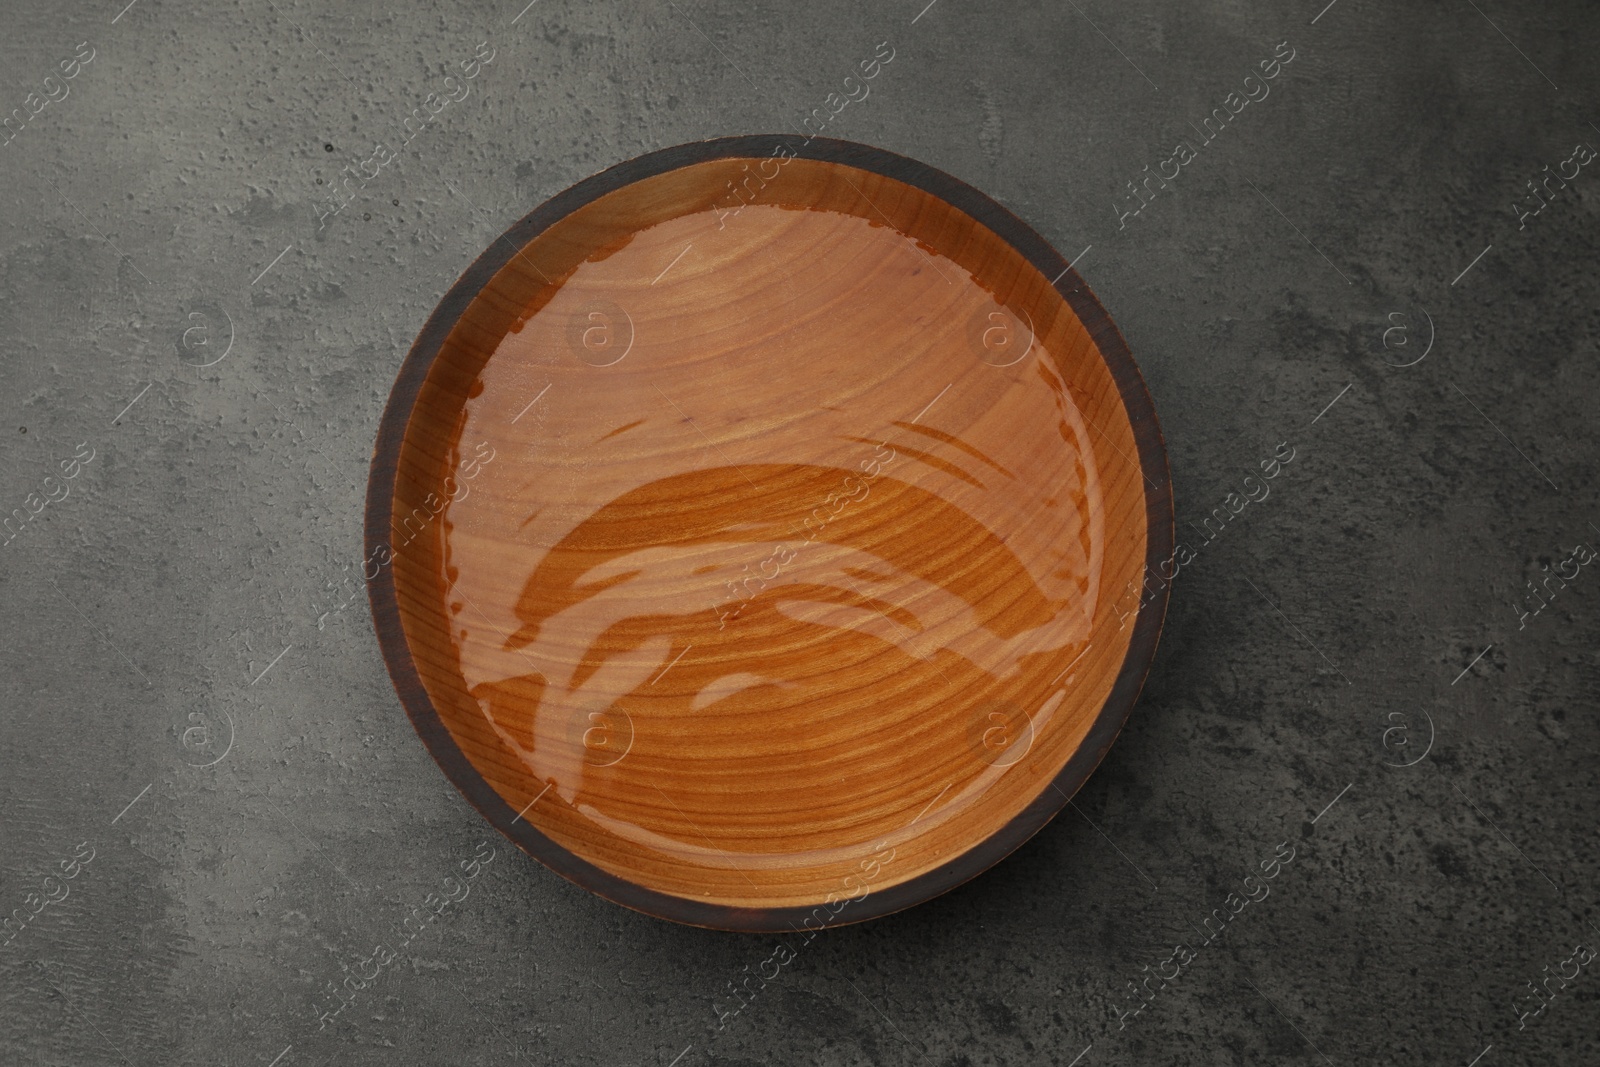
[382,150,1153,920]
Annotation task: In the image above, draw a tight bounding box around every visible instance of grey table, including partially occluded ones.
[2,1,1597,1064]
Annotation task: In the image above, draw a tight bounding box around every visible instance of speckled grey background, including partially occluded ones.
[2,0,1597,1064]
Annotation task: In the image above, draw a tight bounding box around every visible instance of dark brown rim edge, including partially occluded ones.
[364,135,1174,933]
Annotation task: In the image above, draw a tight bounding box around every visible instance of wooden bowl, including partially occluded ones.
[366,136,1171,931]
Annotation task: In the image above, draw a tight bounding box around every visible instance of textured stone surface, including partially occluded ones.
[2,0,1597,1064]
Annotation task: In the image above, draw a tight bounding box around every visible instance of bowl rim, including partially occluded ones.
[364,134,1174,932]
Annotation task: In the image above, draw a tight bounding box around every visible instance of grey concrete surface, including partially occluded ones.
[2,0,1598,1064]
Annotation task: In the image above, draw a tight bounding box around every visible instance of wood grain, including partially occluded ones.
[366,137,1172,930]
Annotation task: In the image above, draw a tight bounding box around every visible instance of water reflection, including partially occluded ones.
[463,460,1094,865]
